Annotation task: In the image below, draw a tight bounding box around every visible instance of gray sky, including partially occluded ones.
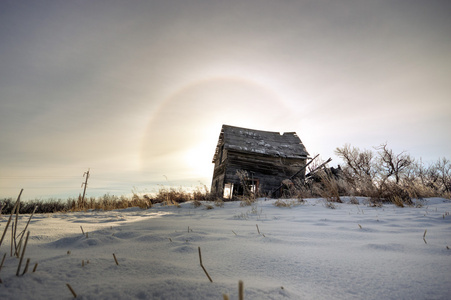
[1,0,450,200]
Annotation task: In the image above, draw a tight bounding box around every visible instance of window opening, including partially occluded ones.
[223,183,234,199]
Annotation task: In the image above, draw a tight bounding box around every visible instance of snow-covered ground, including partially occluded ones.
[0,197,450,300]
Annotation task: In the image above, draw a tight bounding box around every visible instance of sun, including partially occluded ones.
[183,142,215,179]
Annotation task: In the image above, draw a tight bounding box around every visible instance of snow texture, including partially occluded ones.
[0,198,450,299]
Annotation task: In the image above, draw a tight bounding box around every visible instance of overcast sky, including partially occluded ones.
[1,0,450,200]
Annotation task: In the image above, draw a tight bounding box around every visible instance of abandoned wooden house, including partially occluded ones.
[211,125,309,198]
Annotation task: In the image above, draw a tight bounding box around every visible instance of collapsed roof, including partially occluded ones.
[212,125,309,163]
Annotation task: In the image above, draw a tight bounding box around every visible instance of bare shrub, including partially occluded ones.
[435,157,451,196]
[334,143,451,202]
[401,160,436,199]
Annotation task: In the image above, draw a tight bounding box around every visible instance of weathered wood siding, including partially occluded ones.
[212,149,306,196]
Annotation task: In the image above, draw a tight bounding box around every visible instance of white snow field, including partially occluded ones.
[0,197,450,300]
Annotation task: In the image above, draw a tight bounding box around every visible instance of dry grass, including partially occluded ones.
[312,170,342,203]
[66,283,77,298]
[192,200,202,208]
[273,199,303,208]
[349,196,359,204]
[198,247,213,282]
[391,196,405,207]
[192,184,216,201]
[214,198,224,207]
[239,196,257,207]
[152,186,191,205]
[323,200,337,209]
[0,185,216,214]
[0,194,151,214]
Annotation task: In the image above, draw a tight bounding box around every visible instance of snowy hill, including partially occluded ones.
[1,198,450,299]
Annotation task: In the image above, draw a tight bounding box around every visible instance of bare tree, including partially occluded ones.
[335,143,449,199]
[375,143,413,185]
[435,157,451,194]
[334,144,376,194]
